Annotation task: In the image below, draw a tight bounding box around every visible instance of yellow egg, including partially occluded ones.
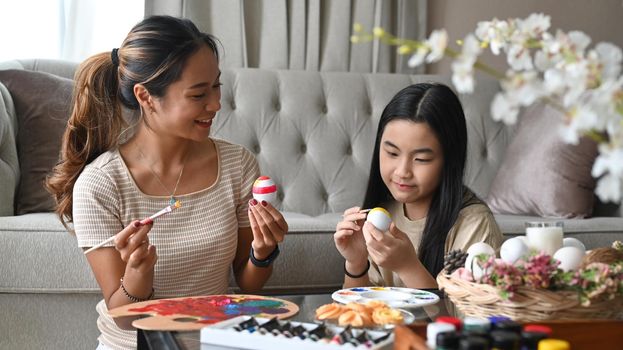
[366,207,392,231]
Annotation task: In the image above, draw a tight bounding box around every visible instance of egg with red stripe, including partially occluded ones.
[252,176,277,205]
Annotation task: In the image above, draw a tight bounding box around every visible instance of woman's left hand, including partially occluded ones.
[248,199,288,259]
[363,221,418,273]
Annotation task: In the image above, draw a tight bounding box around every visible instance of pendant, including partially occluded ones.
[170,197,177,206]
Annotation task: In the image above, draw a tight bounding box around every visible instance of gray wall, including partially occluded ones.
[428,0,623,74]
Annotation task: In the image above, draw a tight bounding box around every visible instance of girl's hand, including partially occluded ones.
[333,206,368,266]
[363,222,418,273]
[248,199,288,259]
[114,220,158,274]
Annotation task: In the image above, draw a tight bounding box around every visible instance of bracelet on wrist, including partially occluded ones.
[344,260,370,279]
[249,245,280,268]
[120,277,154,303]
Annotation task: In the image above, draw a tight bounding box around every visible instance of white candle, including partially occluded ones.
[526,222,563,256]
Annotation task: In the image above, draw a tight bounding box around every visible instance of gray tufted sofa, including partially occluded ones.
[1,59,622,349]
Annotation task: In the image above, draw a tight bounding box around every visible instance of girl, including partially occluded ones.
[334,83,502,289]
[46,16,288,349]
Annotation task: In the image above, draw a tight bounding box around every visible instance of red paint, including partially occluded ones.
[128,295,291,324]
[252,185,277,194]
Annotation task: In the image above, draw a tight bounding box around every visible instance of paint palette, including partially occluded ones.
[201,316,394,349]
[332,287,440,308]
[107,294,299,331]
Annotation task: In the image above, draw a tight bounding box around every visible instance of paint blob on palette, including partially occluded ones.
[332,287,440,309]
[108,295,299,331]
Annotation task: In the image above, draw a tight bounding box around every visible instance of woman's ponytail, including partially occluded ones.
[46,52,125,228]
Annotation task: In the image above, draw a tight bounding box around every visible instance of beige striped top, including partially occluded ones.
[73,138,259,350]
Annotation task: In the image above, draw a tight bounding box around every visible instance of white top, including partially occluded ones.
[369,197,503,287]
[73,139,259,349]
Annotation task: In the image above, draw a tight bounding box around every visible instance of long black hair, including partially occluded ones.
[362,83,476,276]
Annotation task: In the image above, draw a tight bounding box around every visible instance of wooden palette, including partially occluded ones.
[108,294,299,331]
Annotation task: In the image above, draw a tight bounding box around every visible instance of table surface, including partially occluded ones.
[140,290,452,350]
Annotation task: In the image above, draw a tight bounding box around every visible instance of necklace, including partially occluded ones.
[136,146,188,206]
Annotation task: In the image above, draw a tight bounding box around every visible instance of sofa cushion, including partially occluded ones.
[486,103,598,218]
[0,213,98,293]
[0,82,20,216]
[2,211,619,294]
[0,70,73,215]
[0,212,345,293]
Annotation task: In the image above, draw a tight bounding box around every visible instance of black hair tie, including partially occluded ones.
[111,48,119,66]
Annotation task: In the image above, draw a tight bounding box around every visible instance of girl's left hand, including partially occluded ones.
[363,221,417,272]
[248,199,288,259]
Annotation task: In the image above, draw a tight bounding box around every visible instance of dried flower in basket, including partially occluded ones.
[462,252,623,305]
[476,256,523,299]
[520,253,560,289]
[564,261,623,306]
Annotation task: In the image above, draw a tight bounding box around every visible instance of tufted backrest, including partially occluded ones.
[212,69,512,216]
[0,60,513,217]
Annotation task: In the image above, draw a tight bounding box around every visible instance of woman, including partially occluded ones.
[47,15,287,349]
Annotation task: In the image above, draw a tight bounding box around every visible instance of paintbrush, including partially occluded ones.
[83,200,182,255]
[341,208,372,219]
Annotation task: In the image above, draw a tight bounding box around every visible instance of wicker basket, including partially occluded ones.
[437,271,623,322]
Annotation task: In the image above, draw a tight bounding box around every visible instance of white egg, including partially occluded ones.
[466,242,495,256]
[563,237,586,253]
[514,235,529,245]
[465,252,493,279]
[553,246,584,272]
[500,237,529,264]
[366,207,392,232]
[464,242,495,275]
[464,253,474,271]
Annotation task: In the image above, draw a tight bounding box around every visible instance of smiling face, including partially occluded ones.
[379,119,443,218]
[147,45,222,142]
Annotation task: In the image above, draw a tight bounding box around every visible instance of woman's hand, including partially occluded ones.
[334,206,368,266]
[363,221,418,273]
[114,220,158,274]
[248,199,288,259]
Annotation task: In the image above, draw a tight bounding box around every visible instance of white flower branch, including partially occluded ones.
[352,13,623,203]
